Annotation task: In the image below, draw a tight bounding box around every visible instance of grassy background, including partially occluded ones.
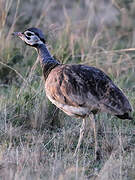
[0,0,135,179]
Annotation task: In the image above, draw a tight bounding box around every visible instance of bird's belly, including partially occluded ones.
[47,94,90,118]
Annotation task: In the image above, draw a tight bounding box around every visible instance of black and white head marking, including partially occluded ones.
[22,30,44,46]
[13,27,46,46]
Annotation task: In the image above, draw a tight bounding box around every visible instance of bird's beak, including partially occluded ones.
[12,32,24,38]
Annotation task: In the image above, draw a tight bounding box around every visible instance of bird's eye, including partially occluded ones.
[26,32,32,36]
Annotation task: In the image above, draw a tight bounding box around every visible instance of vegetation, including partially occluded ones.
[0,0,135,179]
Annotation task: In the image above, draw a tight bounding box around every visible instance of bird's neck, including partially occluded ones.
[36,44,60,80]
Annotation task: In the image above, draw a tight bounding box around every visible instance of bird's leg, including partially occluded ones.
[74,118,86,156]
[89,114,100,160]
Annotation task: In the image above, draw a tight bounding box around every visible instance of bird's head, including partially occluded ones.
[13,27,46,47]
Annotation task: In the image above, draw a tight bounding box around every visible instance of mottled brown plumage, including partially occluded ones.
[45,64,132,119]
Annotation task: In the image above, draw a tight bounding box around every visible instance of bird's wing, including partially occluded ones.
[45,64,132,115]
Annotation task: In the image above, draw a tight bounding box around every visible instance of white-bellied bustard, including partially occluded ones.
[13,27,133,160]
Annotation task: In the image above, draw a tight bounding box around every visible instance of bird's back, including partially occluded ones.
[45,64,132,119]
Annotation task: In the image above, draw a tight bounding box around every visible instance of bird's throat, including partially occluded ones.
[36,44,60,80]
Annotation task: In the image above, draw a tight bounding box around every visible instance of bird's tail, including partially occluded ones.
[116,112,133,120]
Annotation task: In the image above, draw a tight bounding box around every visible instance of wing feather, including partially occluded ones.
[45,64,132,115]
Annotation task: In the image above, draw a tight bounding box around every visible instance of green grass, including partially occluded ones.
[0,0,135,179]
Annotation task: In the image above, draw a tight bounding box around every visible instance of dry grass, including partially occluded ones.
[0,0,135,179]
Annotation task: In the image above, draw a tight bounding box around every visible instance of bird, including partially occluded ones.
[13,27,133,160]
